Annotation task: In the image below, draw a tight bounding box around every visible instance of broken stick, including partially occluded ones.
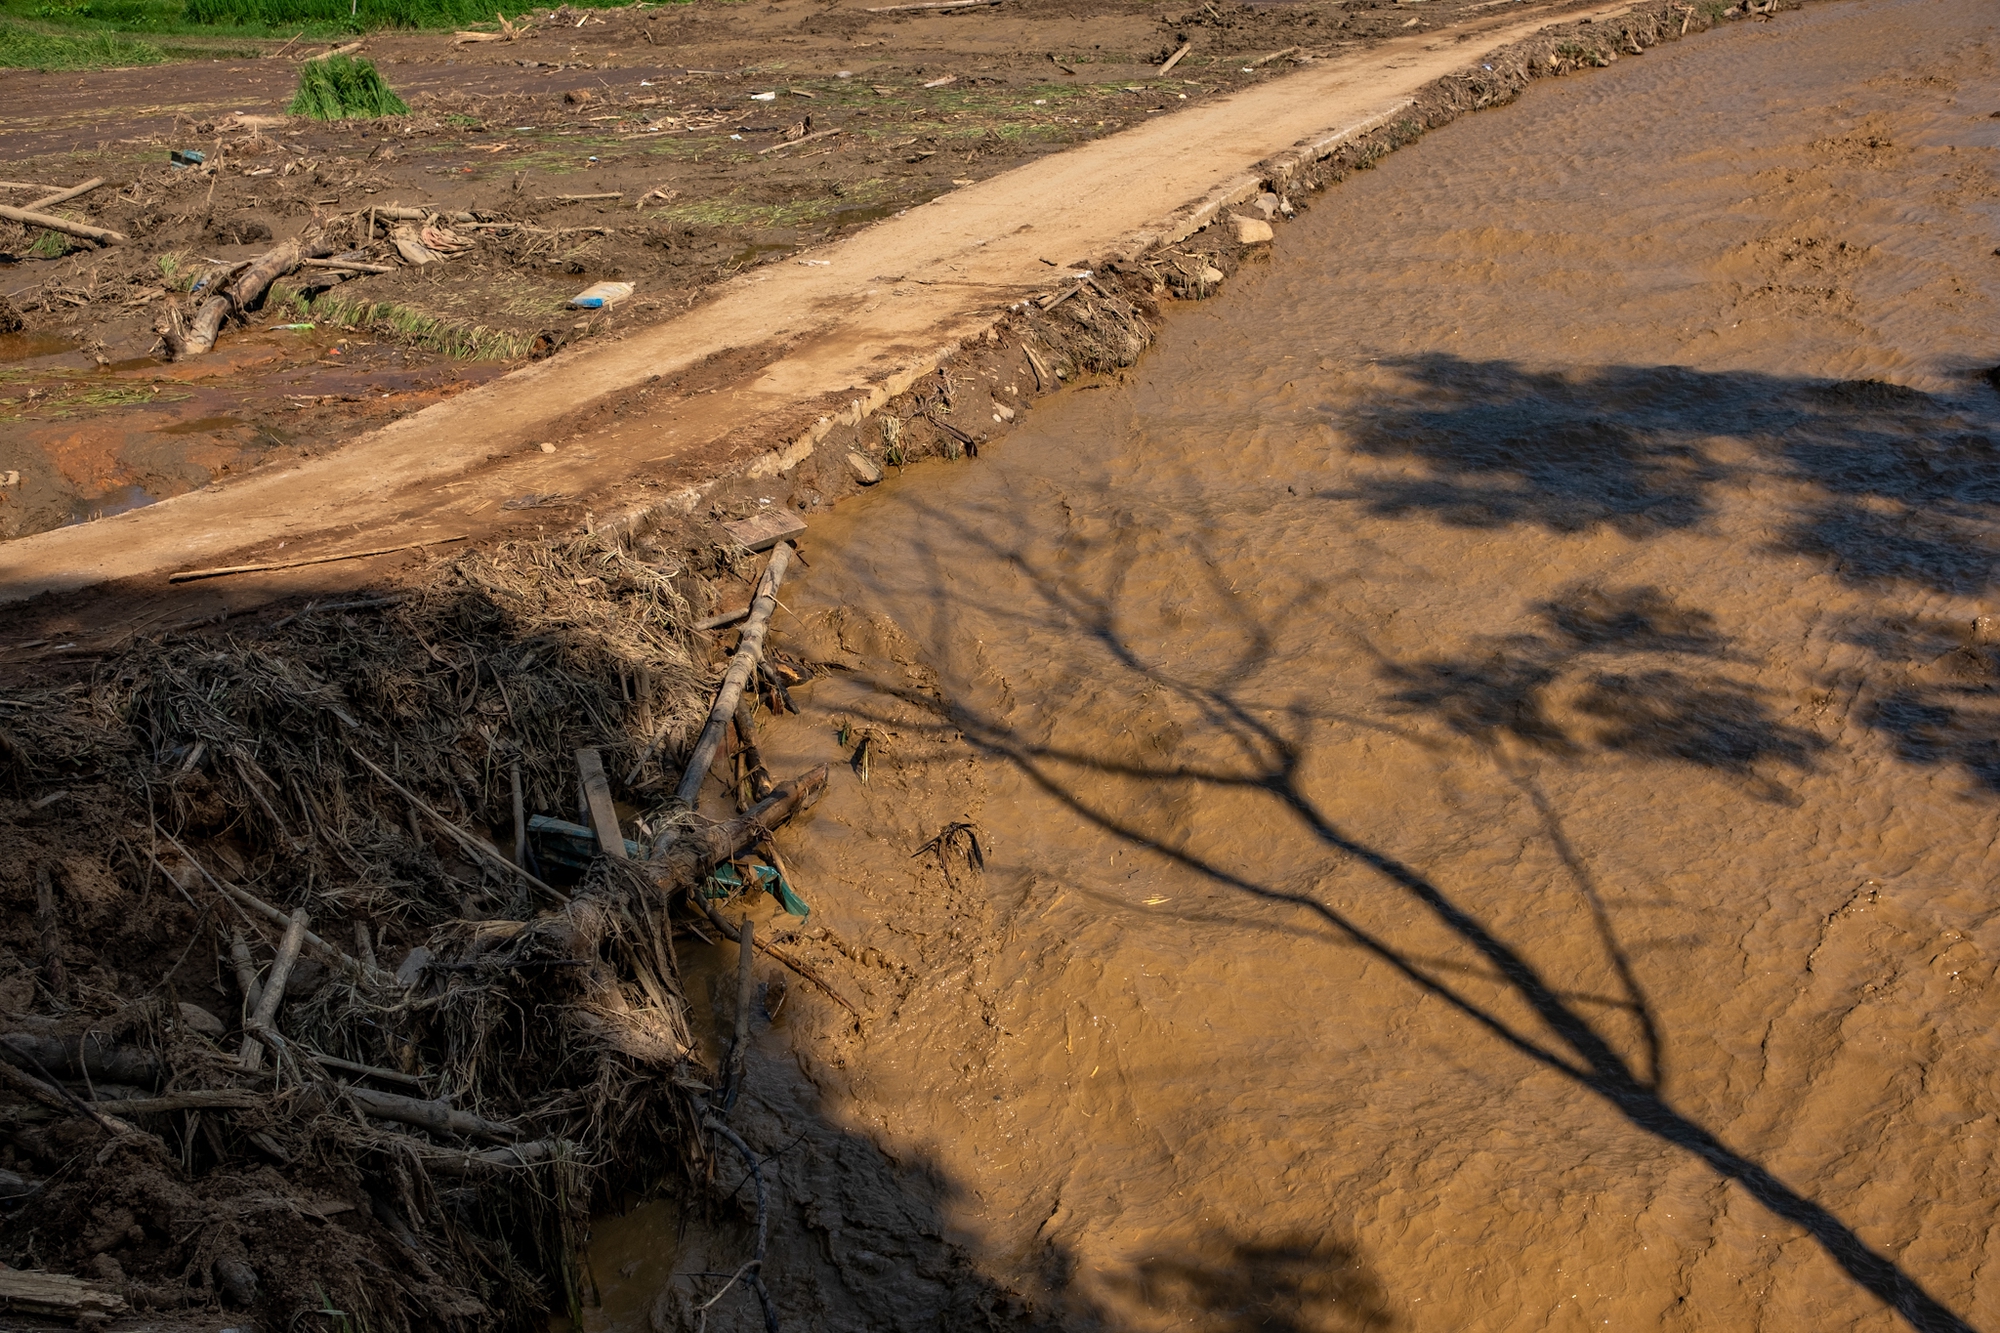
[240,908,308,1070]
[669,542,795,816]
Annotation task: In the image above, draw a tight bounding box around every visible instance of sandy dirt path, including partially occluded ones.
[0,0,1641,607]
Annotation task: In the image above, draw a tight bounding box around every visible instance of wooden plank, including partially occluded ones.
[576,748,626,858]
[720,509,806,553]
[0,1270,128,1317]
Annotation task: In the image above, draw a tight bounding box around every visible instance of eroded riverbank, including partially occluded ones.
[588,0,2000,1328]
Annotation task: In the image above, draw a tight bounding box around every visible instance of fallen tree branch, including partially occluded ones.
[703,1117,780,1332]
[160,831,398,988]
[669,544,795,814]
[344,1085,519,1143]
[167,235,336,356]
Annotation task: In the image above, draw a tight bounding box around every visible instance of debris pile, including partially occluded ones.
[0,532,829,1330]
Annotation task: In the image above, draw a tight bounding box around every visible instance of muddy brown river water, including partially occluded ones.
[584,1,2000,1329]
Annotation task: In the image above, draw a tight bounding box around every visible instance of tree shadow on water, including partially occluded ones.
[824,500,1980,1329]
[1376,584,1824,802]
[1323,354,2000,598]
[1109,1234,1396,1332]
[1838,614,2000,794]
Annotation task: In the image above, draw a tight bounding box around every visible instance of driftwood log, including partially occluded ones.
[0,1270,128,1319]
[167,235,336,357]
[0,1032,159,1085]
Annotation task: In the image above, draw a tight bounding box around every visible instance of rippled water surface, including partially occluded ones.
[589,2,2000,1328]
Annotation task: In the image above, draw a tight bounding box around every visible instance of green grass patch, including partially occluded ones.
[185,0,637,32]
[289,52,407,119]
[0,378,191,420]
[273,286,535,359]
[0,16,164,66]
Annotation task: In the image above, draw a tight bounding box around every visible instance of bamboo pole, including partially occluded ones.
[0,205,125,245]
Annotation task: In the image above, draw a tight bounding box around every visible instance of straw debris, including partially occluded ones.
[0,532,810,1331]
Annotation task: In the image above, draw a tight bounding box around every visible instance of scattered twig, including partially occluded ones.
[757,126,842,154]
[350,749,568,904]
[169,535,467,583]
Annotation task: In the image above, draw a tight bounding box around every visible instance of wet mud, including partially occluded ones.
[584,0,2000,1329]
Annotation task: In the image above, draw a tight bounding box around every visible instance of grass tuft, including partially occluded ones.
[288,51,408,119]
[273,285,535,360]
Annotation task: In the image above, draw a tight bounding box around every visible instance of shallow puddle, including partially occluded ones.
[0,331,75,364]
[586,1,2000,1329]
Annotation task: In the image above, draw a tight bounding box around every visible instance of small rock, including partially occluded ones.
[539,441,557,453]
[1975,614,2000,644]
[564,87,593,105]
[1198,264,1225,284]
[394,945,433,987]
[1250,192,1282,220]
[847,451,884,485]
[214,1257,258,1308]
[993,402,1016,422]
[177,1002,226,1038]
[1229,214,1275,245]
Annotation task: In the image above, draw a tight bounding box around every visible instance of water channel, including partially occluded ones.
[590,2,2000,1327]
